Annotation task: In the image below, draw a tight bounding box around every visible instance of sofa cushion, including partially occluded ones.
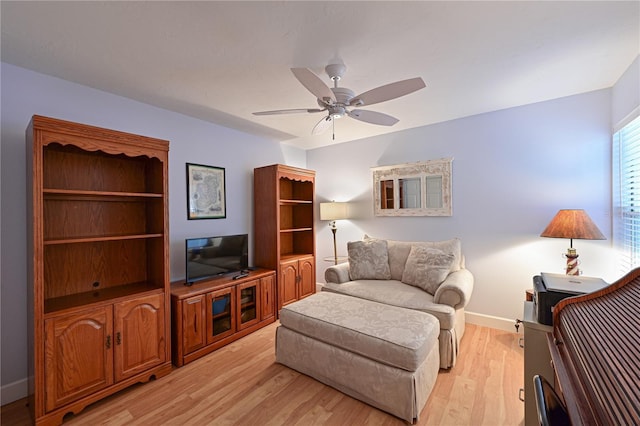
[348,239,391,280]
[322,280,457,330]
[365,235,462,280]
[401,246,456,294]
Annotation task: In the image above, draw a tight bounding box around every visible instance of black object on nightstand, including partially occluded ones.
[533,276,571,326]
[533,274,608,325]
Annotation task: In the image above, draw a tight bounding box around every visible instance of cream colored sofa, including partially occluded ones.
[323,236,474,369]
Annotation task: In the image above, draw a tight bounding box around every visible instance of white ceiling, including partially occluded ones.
[2,1,638,150]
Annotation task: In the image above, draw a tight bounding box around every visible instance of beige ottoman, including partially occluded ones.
[275,292,440,423]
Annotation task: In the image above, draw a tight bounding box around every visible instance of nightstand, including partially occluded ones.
[522,301,554,426]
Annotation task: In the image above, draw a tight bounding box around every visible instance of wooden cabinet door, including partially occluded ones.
[280,259,299,308]
[114,293,166,382]
[44,307,113,412]
[237,280,261,331]
[261,274,276,321]
[182,294,206,356]
[298,256,315,299]
[207,288,235,344]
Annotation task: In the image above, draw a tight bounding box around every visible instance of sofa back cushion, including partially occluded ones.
[347,239,392,280]
[401,246,456,294]
[365,235,462,281]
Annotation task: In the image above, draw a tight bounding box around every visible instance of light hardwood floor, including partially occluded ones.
[1,322,524,425]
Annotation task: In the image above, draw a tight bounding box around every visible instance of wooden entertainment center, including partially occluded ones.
[170,268,276,366]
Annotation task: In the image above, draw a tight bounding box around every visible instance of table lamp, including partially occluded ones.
[319,202,350,265]
[540,209,606,275]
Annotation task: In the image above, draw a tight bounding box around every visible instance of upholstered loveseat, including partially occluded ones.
[323,235,474,369]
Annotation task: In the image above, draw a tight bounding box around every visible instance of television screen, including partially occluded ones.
[185,234,248,284]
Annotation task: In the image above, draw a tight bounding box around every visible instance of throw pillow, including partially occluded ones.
[364,234,463,279]
[401,246,455,295]
[348,239,391,280]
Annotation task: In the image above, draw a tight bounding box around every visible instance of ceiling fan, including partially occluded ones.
[253,64,426,138]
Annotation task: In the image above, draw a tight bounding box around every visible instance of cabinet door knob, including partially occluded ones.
[116,332,122,345]
[106,335,111,349]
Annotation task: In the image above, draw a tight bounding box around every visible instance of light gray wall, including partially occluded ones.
[0,62,305,403]
[308,88,616,327]
[308,54,640,310]
[612,56,639,128]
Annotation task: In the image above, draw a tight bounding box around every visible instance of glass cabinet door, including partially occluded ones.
[206,288,235,344]
[237,281,261,330]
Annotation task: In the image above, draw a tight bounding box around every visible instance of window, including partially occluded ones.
[613,114,640,273]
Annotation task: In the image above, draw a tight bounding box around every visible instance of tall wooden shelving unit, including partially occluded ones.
[253,164,316,312]
[26,116,172,425]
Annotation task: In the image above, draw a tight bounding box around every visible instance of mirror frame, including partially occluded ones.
[372,158,453,217]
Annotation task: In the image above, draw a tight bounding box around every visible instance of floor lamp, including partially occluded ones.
[540,209,606,275]
[320,202,350,265]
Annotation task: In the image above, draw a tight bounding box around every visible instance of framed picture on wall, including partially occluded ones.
[186,163,226,219]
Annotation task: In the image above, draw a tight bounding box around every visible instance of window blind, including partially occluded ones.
[613,115,640,273]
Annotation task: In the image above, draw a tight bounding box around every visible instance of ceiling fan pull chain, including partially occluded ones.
[332,118,335,140]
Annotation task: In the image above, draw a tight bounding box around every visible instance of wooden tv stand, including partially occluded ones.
[170,268,276,366]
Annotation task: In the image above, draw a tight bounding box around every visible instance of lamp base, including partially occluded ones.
[331,226,338,265]
[564,248,580,276]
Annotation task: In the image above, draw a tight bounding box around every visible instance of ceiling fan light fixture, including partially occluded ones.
[331,106,346,119]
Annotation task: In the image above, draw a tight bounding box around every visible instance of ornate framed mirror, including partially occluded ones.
[372,158,452,216]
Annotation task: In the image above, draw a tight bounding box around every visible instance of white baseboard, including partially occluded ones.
[1,378,28,406]
[465,311,518,333]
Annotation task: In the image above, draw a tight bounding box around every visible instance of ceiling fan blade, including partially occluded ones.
[347,109,399,126]
[253,108,324,116]
[291,68,336,105]
[312,115,333,135]
[350,77,426,107]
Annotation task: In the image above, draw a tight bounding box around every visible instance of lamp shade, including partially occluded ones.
[540,209,606,241]
[320,202,350,221]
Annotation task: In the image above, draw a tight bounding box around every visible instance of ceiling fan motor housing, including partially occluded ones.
[318,87,354,118]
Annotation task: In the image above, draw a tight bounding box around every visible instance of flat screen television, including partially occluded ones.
[185,234,249,284]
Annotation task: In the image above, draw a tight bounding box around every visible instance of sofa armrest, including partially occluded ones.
[434,268,474,309]
[325,262,351,284]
